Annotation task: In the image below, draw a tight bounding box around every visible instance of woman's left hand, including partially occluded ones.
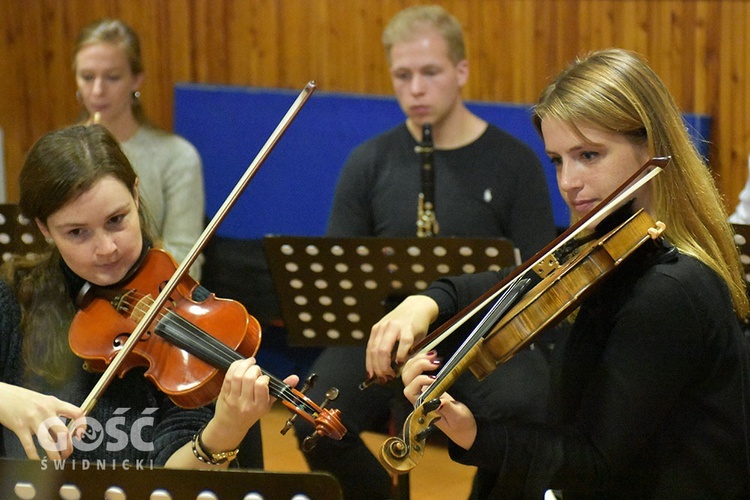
[401,352,478,450]
[204,357,298,454]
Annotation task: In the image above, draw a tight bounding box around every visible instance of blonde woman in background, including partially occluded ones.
[74,18,205,279]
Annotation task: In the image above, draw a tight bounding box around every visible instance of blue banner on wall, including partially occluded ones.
[174,83,710,239]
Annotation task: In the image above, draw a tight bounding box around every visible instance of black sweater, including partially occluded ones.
[327,123,556,260]
[423,242,750,498]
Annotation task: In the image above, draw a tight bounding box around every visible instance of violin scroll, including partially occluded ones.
[299,389,343,452]
[379,398,442,474]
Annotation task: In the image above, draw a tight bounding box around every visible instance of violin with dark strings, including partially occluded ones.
[360,156,670,390]
[67,82,346,449]
[70,248,345,449]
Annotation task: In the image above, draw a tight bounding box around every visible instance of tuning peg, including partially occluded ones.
[412,398,442,443]
[301,431,321,452]
[300,374,318,393]
[415,421,441,443]
[280,416,296,436]
[321,387,339,407]
[280,374,318,435]
[299,387,341,451]
[422,398,441,414]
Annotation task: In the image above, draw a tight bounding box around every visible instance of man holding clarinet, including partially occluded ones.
[292,5,557,498]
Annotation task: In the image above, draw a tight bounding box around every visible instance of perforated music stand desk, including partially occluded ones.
[0,204,50,262]
[263,236,519,347]
[0,457,342,499]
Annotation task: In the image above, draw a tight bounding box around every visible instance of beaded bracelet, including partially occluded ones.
[191,423,239,465]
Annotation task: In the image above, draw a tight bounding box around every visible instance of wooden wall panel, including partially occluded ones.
[2,0,750,213]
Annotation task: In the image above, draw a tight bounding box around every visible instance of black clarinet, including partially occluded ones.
[415,123,439,237]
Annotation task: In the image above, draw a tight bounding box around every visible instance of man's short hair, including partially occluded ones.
[382,5,466,65]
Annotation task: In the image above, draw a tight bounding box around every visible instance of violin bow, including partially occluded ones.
[360,155,670,390]
[75,82,317,419]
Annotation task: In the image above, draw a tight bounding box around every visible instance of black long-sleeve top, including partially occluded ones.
[421,239,750,498]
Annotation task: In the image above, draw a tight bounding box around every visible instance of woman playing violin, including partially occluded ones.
[369,48,750,497]
[0,124,298,468]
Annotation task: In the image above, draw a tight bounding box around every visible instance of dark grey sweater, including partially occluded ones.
[327,123,556,260]
[0,276,215,466]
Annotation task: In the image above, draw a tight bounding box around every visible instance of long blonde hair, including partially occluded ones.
[533,48,749,319]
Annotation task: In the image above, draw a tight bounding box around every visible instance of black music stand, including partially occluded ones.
[0,204,50,262]
[263,236,519,347]
[0,458,342,499]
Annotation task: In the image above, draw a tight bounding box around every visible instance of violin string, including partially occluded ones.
[140,302,302,405]
[145,302,296,398]
[117,291,313,410]
[418,276,531,407]
[121,290,248,369]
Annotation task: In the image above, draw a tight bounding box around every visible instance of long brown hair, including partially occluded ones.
[4,124,155,384]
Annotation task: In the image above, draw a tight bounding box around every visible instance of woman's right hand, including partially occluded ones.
[0,382,85,460]
[366,295,440,382]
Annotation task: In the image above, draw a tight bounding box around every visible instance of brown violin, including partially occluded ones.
[67,81,346,448]
[69,248,346,446]
[378,157,669,474]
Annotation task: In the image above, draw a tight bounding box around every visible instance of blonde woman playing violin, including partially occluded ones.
[371,48,750,498]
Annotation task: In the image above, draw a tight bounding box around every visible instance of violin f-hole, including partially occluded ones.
[113,331,150,349]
